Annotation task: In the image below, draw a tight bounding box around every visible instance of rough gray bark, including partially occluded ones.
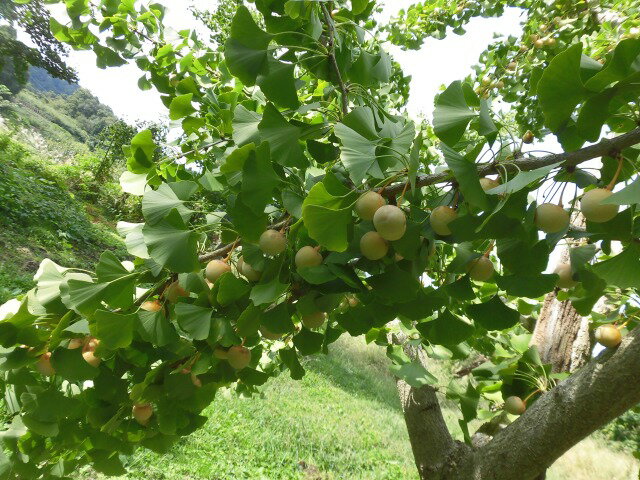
[531,214,590,373]
[391,333,459,478]
[532,290,588,372]
[393,328,640,480]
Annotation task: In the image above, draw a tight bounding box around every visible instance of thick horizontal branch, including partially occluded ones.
[383,127,640,197]
[470,327,640,480]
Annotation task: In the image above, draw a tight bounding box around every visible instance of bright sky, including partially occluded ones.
[38,1,525,124]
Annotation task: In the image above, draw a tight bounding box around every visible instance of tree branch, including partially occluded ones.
[197,219,288,263]
[382,127,640,197]
[390,332,457,478]
[321,4,349,116]
[472,327,640,480]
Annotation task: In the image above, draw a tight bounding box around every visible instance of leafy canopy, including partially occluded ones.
[0,0,639,477]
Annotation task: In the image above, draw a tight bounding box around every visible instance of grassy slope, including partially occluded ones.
[0,133,126,303]
[77,336,639,480]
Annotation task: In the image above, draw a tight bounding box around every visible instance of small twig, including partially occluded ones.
[321,4,349,116]
[198,219,289,263]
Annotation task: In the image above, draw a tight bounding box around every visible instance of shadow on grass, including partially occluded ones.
[302,345,402,412]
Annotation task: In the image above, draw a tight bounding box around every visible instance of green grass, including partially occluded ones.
[74,335,640,480]
[78,336,419,480]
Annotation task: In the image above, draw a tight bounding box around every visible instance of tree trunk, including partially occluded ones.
[393,328,640,479]
[531,214,590,373]
[531,287,591,373]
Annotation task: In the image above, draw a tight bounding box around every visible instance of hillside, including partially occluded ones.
[0,70,136,304]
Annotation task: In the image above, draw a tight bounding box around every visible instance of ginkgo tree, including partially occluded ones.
[1,1,640,479]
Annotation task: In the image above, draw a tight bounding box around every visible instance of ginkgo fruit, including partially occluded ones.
[82,338,101,368]
[295,246,323,269]
[259,229,287,255]
[67,337,84,349]
[504,396,526,415]
[227,345,251,369]
[302,311,326,329]
[82,349,101,368]
[237,257,261,282]
[205,259,231,283]
[595,324,622,348]
[479,177,500,191]
[360,231,389,260]
[132,404,153,426]
[535,204,569,233]
[544,37,556,46]
[165,281,189,303]
[522,130,534,144]
[260,326,282,341]
[355,191,385,221]
[467,256,495,282]
[507,61,517,71]
[580,188,619,223]
[141,300,162,312]
[554,263,578,289]
[534,38,544,48]
[373,205,407,241]
[36,352,55,376]
[430,206,458,236]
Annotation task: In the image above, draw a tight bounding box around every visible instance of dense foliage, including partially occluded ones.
[0,1,77,91]
[0,0,639,478]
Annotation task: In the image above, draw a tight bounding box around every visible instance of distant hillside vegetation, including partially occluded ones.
[28,66,79,95]
[0,67,148,304]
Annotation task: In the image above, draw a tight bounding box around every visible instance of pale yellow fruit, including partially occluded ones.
[504,396,526,415]
[534,39,544,48]
[355,191,385,221]
[522,130,534,144]
[141,300,162,312]
[132,404,153,426]
[302,311,326,329]
[205,260,231,283]
[467,256,495,282]
[554,263,578,289]
[260,326,282,341]
[580,188,619,223]
[479,177,500,191]
[535,204,569,233]
[482,76,492,85]
[227,345,251,369]
[165,281,189,303]
[238,257,261,282]
[508,61,518,70]
[373,205,407,241]
[360,231,389,260]
[259,229,287,255]
[295,246,323,269]
[430,206,458,236]
[494,80,505,89]
[544,37,556,46]
[67,338,84,350]
[595,324,622,348]
[82,350,101,368]
[36,352,55,376]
